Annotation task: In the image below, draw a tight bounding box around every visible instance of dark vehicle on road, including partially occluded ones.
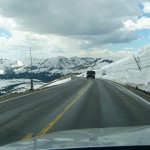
[86,71,95,79]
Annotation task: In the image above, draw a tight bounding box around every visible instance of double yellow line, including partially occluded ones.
[21,81,92,140]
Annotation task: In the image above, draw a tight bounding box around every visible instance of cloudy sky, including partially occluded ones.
[0,0,150,59]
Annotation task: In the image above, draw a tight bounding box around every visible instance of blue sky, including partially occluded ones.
[0,0,150,59]
[108,29,150,51]
[0,27,12,39]
[108,2,150,52]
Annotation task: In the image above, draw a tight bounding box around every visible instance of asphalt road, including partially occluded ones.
[0,78,150,146]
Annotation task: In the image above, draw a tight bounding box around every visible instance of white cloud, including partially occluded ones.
[0,26,88,59]
[143,2,150,13]
[0,0,145,59]
[0,0,142,36]
[0,15,17,30]
[124,17,150,30]
[0,28,134,59]
[87,49,133,58]
[124,47,134,50]
[0,0,140,35]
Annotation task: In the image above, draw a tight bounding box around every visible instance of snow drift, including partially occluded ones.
[96,46,150,93]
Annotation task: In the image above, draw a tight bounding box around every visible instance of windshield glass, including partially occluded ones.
[0,0,150,149]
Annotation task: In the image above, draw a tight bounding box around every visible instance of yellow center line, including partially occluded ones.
[37,83,91,137]
[21,133,33,140]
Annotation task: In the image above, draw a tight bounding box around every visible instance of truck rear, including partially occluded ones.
[86,71,95,79]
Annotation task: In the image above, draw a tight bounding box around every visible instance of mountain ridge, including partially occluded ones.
[0,56,121,96]
[0,56,120,76]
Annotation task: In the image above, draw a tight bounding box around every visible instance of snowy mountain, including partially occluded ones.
[0,59,24,74]
[0,56,119,76]
[1,46,149,96]
[0,56,119,96]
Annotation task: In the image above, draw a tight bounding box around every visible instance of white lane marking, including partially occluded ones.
[0,80,73,104]
[105,79,150,106]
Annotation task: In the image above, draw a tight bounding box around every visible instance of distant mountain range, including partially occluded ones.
[0,56,120,82]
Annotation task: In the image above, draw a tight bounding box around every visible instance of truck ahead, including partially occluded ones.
[86,71,95,79]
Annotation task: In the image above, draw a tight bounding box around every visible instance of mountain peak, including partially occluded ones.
[0,56,120,75]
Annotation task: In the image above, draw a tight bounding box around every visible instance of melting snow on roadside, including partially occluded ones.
[45,78,71,87]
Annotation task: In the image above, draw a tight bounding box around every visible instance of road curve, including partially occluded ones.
[0,78,150,146]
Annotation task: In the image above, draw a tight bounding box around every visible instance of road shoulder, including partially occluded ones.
[99,78,150,102]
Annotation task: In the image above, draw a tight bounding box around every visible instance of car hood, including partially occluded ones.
[1,125,150,150]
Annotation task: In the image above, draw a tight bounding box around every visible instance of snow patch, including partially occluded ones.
[45,78,71,87]
[0,69,4,74]
[16,60,24,66]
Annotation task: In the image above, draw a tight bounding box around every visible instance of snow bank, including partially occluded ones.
[45,77,71,87]
[96,46,150,92]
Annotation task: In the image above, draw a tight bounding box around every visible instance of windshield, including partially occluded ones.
[0,0,150,149]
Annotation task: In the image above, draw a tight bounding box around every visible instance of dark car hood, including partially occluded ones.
[1,125,150,150]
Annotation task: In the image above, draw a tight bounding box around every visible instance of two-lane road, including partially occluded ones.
[0,78,150,146]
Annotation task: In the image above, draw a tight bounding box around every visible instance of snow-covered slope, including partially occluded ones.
[0,79,45,96]
[96,46,150,92]
[45,77,71,88]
